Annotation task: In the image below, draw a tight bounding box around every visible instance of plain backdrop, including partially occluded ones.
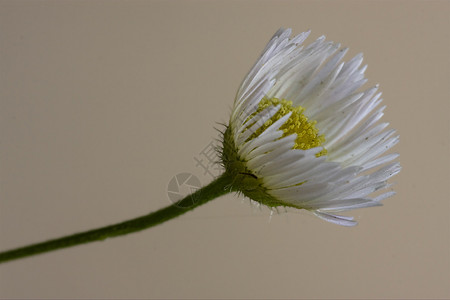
[0,1,449,299]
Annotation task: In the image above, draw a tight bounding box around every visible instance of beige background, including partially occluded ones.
[0,0,449,299]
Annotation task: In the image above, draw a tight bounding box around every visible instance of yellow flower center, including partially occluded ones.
[250,97,327,156]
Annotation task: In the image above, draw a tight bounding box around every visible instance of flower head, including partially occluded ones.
[221,29,400,226]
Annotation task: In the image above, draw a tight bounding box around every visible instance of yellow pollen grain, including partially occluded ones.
[250,97,327,156]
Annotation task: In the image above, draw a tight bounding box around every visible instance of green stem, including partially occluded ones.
[0,173,233,264]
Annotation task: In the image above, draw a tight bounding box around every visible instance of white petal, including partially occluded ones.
[246,136,297,169]
[270,182,334,203]
[238,112,294,158]
[238,130,284,159]
[236,105,280,145]
[253,149,308,176]
[246,134,297,161]
[309,198,381,211]
[373,191,396,202]
[313,211,357,226]
[263,156,328,187]
[232,77,275,128]
[360,153,399,171]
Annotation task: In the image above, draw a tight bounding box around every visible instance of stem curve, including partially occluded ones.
[0,173,233,264]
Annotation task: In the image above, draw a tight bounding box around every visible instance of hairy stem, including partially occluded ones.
[0,173,233,264]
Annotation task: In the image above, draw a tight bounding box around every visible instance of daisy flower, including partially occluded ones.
[221,28,400,226]
[0,28,401,264]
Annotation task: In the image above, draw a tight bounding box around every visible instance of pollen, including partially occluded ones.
[250,97,327,156]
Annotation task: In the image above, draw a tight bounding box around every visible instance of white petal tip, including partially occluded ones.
[314,211,358,227]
